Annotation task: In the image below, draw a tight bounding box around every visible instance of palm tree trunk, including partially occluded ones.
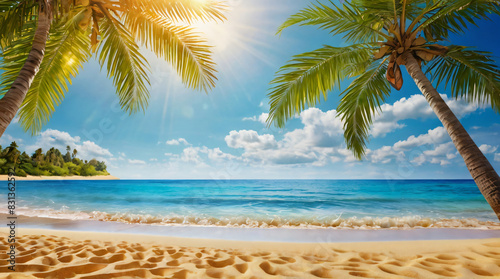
[0,0,52,137]
[403,52,500,220]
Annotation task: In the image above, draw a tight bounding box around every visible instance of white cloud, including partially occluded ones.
[337,148,358,163]
[128,159,146,165]
[166,138,189,145]
[372,94,478,137]
[369,127,457,165]
[369,146,399,164]
[495,153,500,162]
[371,122,405,138]
[25,129,112,161]
[479,144,498,154]
[446,153,457,160]
[164,146,236,167]
[154,95,483,170]
[227,108,347,165]
[412,154,426,165]
[242,116,256,121]
[423,142,455,156]
[0,134,23,146]
[242,112,269,124]
[227,94,480,167]
[149,158,158,162]
[79,141,113,159]
[225,130,277,150]
[393,127,448,151]
[258,113,269,124]
[206,147,236,161]
[181,147,203,164]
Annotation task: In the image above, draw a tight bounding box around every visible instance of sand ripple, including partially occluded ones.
[2,234,500,278]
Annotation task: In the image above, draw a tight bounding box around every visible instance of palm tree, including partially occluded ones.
[0,0,227,136]
[268,0,500,219]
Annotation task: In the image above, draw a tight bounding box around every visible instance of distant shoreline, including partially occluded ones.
[0,174,119,181]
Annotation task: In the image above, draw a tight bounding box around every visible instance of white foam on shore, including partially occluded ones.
[4,207,500,230]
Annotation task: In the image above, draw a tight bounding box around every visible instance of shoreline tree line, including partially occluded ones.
[0,141,109,177]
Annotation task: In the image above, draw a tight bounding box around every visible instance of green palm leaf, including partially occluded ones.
[123,10,217,92]
[0,9,92,135]
[426,45,500,112]
[18,14,91,135]
[414,0,500,41]
[0,23,36,96]
[124,0,227,24]
[337,59,390,159]
[98,16,151,114]
[268,44,374,128]
[0,0,38,49]
[277,0,389,42]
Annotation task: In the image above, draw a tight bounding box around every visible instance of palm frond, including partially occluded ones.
[351,0,422,23]
[0,23,36,96]
[98,16,151,114]
[276,0,389,43]
[17,11,91,135]
[123,10,217,92]
[122,0,227,23]
[426,45,500,112]
[337,59,390,159]
[415,0,500,41]
[0,0,38,49]
[267,44,375,128]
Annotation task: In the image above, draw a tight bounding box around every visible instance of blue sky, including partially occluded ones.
[2,0,500,179]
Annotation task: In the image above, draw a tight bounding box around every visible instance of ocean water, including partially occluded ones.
[6,179,500,229]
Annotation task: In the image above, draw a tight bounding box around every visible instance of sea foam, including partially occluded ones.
[5,207,500,229]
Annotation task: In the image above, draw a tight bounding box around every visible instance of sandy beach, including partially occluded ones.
[1,228,500,278]
[0,175,119,181]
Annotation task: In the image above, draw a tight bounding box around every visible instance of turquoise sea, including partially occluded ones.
[6,179,499,229]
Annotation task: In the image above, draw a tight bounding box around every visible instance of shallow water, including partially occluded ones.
[5,179,499,229]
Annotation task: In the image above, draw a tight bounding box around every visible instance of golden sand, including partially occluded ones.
[0,175,119,181]
[1,229,500,278]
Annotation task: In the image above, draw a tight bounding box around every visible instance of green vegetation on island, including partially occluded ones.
[0,141,109,177]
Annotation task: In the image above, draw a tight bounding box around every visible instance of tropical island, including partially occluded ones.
[0,141,110,177]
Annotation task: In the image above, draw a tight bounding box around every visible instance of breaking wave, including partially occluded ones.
[5,207,500,229]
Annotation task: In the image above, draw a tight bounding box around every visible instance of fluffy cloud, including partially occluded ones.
[366,127,457,165]
[368,146,400,164]
[479,144,498,154]
[206,147,237,161]
[495,153,500,162]
[242,112,269,124]
[157,94,484,169]
[372,94,478,137]
[79,141,114,159]
[166,138,189,145]
[287,108,343,148]
[0,134,23,146]
[180,147,205,164]
[393,127,448,151]
[164,146,237,166]
[225,130,277,150]
[226,109,345,165]
[25,129,112,161]
[128,159,146,165]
